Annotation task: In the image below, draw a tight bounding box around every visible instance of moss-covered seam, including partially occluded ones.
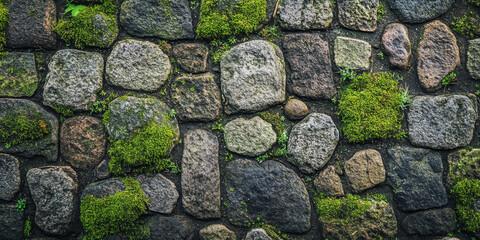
[0,110,50,148]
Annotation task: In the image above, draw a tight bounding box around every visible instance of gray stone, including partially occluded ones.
[277,0,333,30]
[43,49,104,111]
[225,160,311,233]
[27,166,78,235]
[173,43,209,73]
[224,117,277,157]
[120,0,194,40]
[402,208,456,235]
[386,147,447,211]
[0,154,20,201]
[287,113,339,174]
[314,165,344,196]
[338,0,378,32]
[136,174,179,214]
[408,95,477,150]
[182,129,221,219]
[334,37,371,70]
[382,23,411,69]
[387,0,455,23]
[89,13,118,48]
[147,215,195,240]
[344,149,385,192]
[221,40,286,114]
[95,159,111,180]
[106,40,171,91]
[0,204,24,240]
[468,38,480,80]
[200,224,236,240]
[0,52,38,97]
[284,98,309,120]
[244,229,272,240]
[82,179,126,199]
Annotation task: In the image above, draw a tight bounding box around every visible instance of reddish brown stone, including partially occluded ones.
[314,165,344,196]
[284,98,308,120]
[344,149,385,192]
[382,23,411,69]
[173,43,208,73]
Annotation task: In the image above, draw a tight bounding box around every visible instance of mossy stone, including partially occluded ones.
[0,52,38,97]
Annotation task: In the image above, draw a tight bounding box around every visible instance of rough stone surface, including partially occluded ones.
[95,159,111,180]
[221,40,286,114]
[0,52,38,97]
[284,98,308,120]
[334,37,371,70]
[382,23,411,69]
[89,13,118,48]
[386,147,447,211]
[282,34,336,99]
[6,0,57,49]
[27,166,78,235]
[287,113,339,174]
[0,99,58,161]
[408,95,477,150]
[43,49,104,111]
[81,178,126,199]
[182,129,221,219]
[170,73,222,122]
[387,0,455,23]
[448,148,480,184]
[147,215,195,240]
[338,0,378,32]
[224,117,277,157]
[277,0,333,30]
[345,149,386,192]
[120,0,194,39]
[106,40,171,91]
[173,43,208,73]
[0,204,24,240]
[0,154,21,201]
[314,165,344,196]
[418,21,460,92]
[61,116,106,169]
[136,174,179,214]
[402,208,456,235]
[200,224,236,240]
[225,160,311,233]
[468,38,480,80]
[244,229,272,240]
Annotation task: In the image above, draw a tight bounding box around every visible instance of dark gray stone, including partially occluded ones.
[148,215,195,240]
[136,174,179,214]
[81,178,126,199]
[402,208,456,235]
[0,204,24,240]
[277,0,333,30]
[224,117,277,157]
[387,0,455,23]
[0,154,20,201]
[338,0,378,32]
[95,159,111,180]
[0,52,38,97]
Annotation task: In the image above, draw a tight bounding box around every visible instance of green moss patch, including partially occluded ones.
[451,10,480,38]
[0,111,50,148]
[448,148,480,184]
[468,0,480,7]
[314,193,378,224]
[451,178,480,233]
[0,0,8,57]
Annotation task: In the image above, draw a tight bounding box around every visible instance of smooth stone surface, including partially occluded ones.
[81,179,126,199]
[387,0,455,23]
[344,149,385,192]
[173,43,209,73]
[468,38,480,80]
[382,23,411,69]
[402,208,456,235]
[314,165,344,196]
[277,0,333,30]
[0,154,21,201]
[0,204,24,240]
[0,52,38,97]
[224,117,277,157]
[284,98,309,120]
[200,224,236,240]
[338,0,378,32]
[147,215,195,240]
[136,174,178,214]
[334,37,371,70]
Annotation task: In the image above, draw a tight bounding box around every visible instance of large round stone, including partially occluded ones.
[0,154,21,201]
[387,0,455,23]
[277,0,333,30]
[224,117,277,157]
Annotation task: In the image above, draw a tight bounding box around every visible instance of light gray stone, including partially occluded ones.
[0,154,21,201]
[468,38,480,80]
[334,37,371,70]
[81,179,126,199]
[136,174,178,214]
[277,0,333,30]
[244,229,272,240]
[224,117,277,157]
[338,0,378,32]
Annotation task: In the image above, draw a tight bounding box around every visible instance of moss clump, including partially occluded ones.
[0,111,50,148]
[338,72,405,143]
[314,193,375,224]
[0,72,37,97]
[451,11,480,38]
[196,0,267,40]
[55,106,75,117]
[468,0,480,7]
[80,177,149,240]
[448,148,480,184]
[451,178,480,233]
[0,1,8,58]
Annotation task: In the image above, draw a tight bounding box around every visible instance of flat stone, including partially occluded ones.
[418,21,459,92]
[81,179,126,199]
[382,23,411,69]
[182,129,221,219]
[106,40,171,91]
[0,154,21,201]
[338,0,378,32]
[200,224,236,240]
[172,43,208,73]
[334,37,371,71]
[245,229,272,240]
[61,116,106,169]
[277,0,333,30]
[314,165,344,196]
[344,149,385,192]
[283,33,336,99]
[468,39,480,80]
[170,73,222,122]
[284,98,308,120]
[147,215,195,240]
[386,147,447,211]
[224,117,277,157]
[27,166,78,235]
[0,204,24,240]
[387,0,455,23]
[136,174,178,214]
[402,208,456,235]
[43,49,104,111]
[287,113,339,174]
[221,40,286,114]
[408,95,477,150]
[95,159,111,180]
[0,52,38,97]
[225,160,311,233]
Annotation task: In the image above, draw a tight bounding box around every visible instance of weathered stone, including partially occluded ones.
[468,38,480,80]
[277,0,333,30]
[81,179,126,199]
[43,49,104,111]
[27,166,78,235]
[244,229,272,240]
[224,117,277,157]
[147,215,195,240]
[0,154,21,201]
[314,165,344,196]
[402,208,456,235]
[387,0,455,23]
[6,0,57,49]
[418,21,459,92]
[182,129,221,219]
[61,116,106,169]
[136,174,178,214]
[283,34,336,99]
[0,99,58,162]
[225,160,311,233]
[382,23,411,69]
[170,73,222,122]
[95,159,111,180]
[334,37,371,70]
[90,13,118,48]
[284,98,308,120]
[448,148,480,184]
[338,0,378,32]
[0,52,38,97]
[288,113,339,174]
[386,147,447,211]
[200,224,236,240]
[0,204,24,240]
[345,149,385,192]
[173,43,208,73]
[106,40,171,91]
[120,0,194,39]
[408,95,477,150]
[221,40,286,114]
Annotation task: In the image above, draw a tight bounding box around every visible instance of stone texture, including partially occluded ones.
[88,13,118,48]
[6,0,57,49]
[382,23,411,69]
[386,147,447,211]
[27,166,78,235]
[334,37,371,71]
[0,154,21,201]
[284,98,308,120]
[173,43,208,73]
[224,117,277,157]
[288,113,339,174]
[344,149,385,192]
[60,116,106,169]
[387,0,455,23]
[402,208,456,235]
[0,204,24,240]
[200,224,236,240]
[448,148,480,184]
[182,129,221,219]
[338,0,378,32]
[170,73,222,122]
[106,40,171,91]
[136,174,179,214]
[277,0,333,30]
[418,21,460,92]
[120,0,194,39]
[147,215,195,240]
[282,34,336,99]
[314,165,344,196]
[468,38,480,80]
[225,160,311,233]
[408,95,477,150]
[81,179,126,199]
[221,40,286,114]
[43,49,104,111]
[95,159,110,180]
[0,52,38,97]
[244,229,272,240]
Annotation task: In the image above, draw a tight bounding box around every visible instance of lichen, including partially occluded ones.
[0,110,50,148]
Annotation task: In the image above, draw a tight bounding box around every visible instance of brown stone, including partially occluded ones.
[60,116,106,169]
[382,23,411,69]
[284,98,309,120]
[173,43,208,73]
[314,165,344,196]
[199,224,236,240]
[418,20,459,92]
[344,149,385,192]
